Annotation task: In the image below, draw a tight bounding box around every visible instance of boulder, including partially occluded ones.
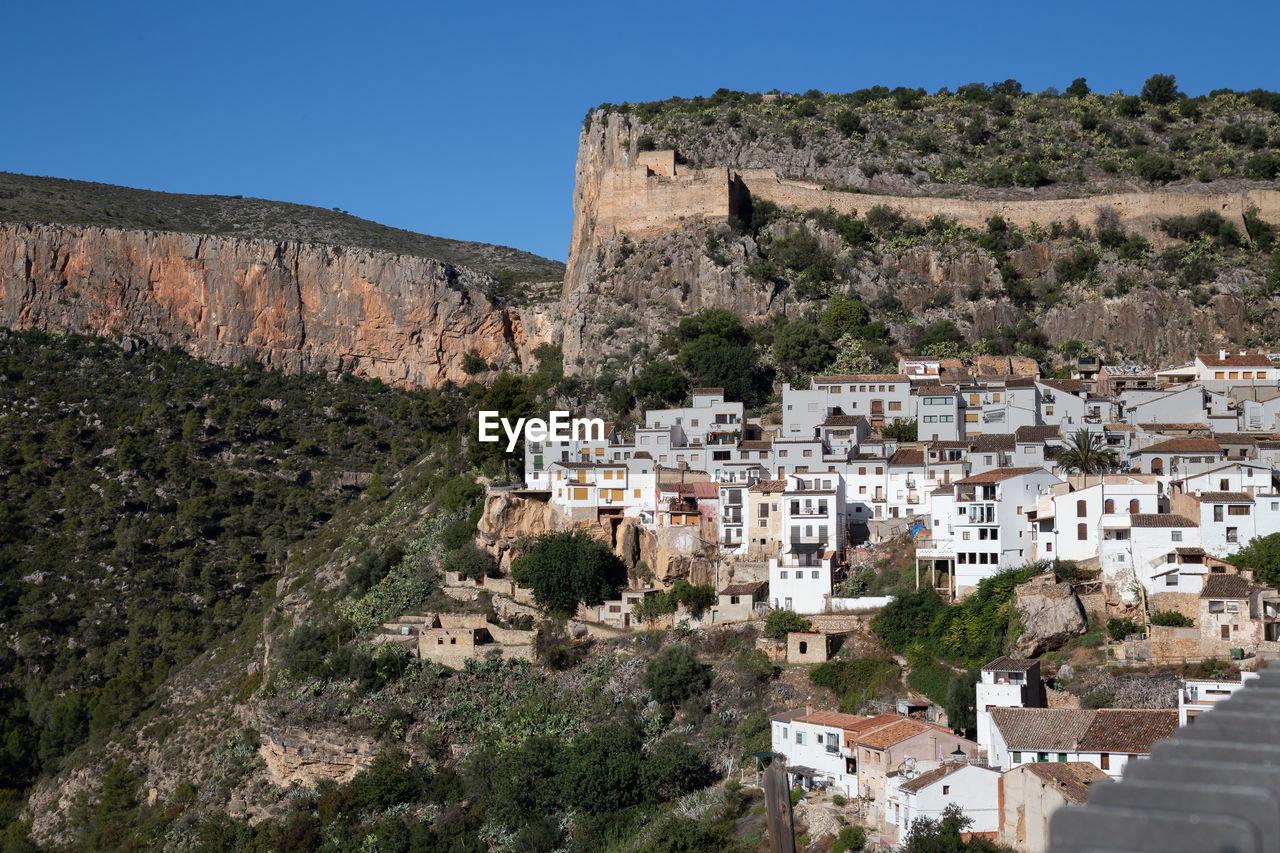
[1011,579,1086,657]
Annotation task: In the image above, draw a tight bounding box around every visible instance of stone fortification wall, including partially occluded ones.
[739,170,1280,246]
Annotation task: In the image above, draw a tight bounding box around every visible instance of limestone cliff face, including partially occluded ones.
[0,223,542,386]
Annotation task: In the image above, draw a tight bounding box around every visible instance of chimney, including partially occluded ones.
[805,703,812,717]
[1219,348,1228,361]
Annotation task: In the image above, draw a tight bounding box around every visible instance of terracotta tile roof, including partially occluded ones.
[889,448,925,466]
[1195,491,1253,503]
[1016,425,1061,443]
[772,708,809,723]
[929,440,970,449]
[739,440,773,450]
[823,414,867,427]
[1130,513,1198,528]
[856,718,928,749]
[692,482,720,500]
[719,581,766,596]
[1200,574,1262,599]
[988,708,1095,751]
[1077,710,1178,754]
[796,711,870,729]
[899,761,974,793]
[955,466,1049,485]
[984,656,1040,672]
[632,451,652,460]
[1197,351,1274,368]
[1021,762,1111,804]
[1039,379,1086,393]
[748,478,786,493]
[1133,438,1223,455]
[970,434,1016,452]
[1175,546,1206,556]
[1137,422,1210,432]
[812,374,908,383]
[690,387,724,394]
[844,713,903,733]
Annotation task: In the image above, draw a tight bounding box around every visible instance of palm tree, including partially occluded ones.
[1057,429,1118,476]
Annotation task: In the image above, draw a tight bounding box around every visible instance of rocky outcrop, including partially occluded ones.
[1011,578,1087,657]
[476,489,563,570]
[0,223,548,386]
[259,728,376,787]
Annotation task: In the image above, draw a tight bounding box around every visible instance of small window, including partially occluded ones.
[1100,753,1110,770]
[1037,752,1048,762]
[1077,500,1088,518]
[1058,753,1067,763]
[1012,751,1021,763]
[943,785,950,795]
[811,571,820,579]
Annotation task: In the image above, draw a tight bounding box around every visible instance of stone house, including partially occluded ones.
[998,762,1111,853]
[1198,573,1280,657]
[713,581,767,624]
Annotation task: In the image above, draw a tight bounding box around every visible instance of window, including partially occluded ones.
[889,401,902,412]
[796,732,805,745]
[1037,752,1049,763]
[1171,531,1182,542]
[1227,527,1239,543]
[811,571,820,579]
[1046,406,1054,416]
[943,785,950,795]
[966,413,980,423]
[1209,600,1225,613]
[782,727,788,740]
[1104,499,1115,513]
[1100,753,1110,770]
[1058,753,1068,762]
[1078,523,1088,541]
[1166,572,1179,587]
[1222,625,1231,640]
[780,571,788,579]
[1012,751,1022,764]
[1077,500,1088,518]
[1229,505,1251,516]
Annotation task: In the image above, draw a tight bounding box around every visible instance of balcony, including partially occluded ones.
[790,534,829,545]
[791,506,829,517]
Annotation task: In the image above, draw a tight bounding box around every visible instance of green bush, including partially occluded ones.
[834,824,866,852]
[644,644,712,705]
[1150,610,1194,627]
[1108,617,1139,641]
[764,610,812,639]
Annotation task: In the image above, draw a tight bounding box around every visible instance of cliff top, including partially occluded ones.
[588,80,1279,199]
[0,171,565,281]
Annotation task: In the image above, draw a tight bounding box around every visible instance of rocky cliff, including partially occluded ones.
[0,223,546,386]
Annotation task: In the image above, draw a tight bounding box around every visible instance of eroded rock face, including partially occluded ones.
[476,490,561,571]
[259,728,376,787]
[1011,579,1087,657]
[0,223,540,386]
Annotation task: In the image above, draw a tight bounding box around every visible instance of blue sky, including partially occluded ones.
[3,1,1277,262]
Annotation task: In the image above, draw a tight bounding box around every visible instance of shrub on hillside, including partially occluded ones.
[764,610,812,639]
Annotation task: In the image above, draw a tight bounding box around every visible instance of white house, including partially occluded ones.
[1194,349,1278,386]
[767,473,846,614]
[986,708,1178,779]
[976,657,1045,756]
[926,467,1063,596]
[1036,475,1163,563]
[1099,513,1201,600]
[1177,671,1260,726]
[888,761,1001,840]
[770,709,863,795]
[782,374,913,438]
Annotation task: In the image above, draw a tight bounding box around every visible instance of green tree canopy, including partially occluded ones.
[1227,532,1280,586]
[644,644,712,705]
[764,609,813,639]
[511,531,627,614]
[1057,429,1118,476]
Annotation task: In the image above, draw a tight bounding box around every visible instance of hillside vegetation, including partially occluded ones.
[593,77,1280,196]
[0,172,565,280]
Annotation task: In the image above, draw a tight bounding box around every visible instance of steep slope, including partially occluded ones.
[0,172,564,279]
[0,223,550,387]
